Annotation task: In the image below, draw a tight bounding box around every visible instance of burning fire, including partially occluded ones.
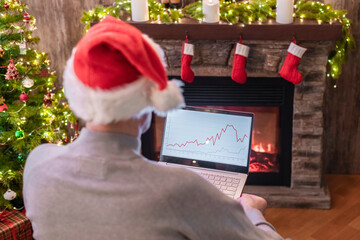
[252,143,275,153]
[250,142,279,173]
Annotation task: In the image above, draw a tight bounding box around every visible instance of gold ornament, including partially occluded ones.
[0,46,4,58]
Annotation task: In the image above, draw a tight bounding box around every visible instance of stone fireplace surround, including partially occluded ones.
[156,39,334,209]
[127,16,342,208]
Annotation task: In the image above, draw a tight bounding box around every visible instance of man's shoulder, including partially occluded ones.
[25,143,65,173]
[31,143,59,152]
[27,143,61,161]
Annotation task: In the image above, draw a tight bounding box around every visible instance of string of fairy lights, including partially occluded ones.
[81,0,356,86]
[81,0,184,32]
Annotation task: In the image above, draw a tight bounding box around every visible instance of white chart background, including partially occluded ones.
[162,110,252,166]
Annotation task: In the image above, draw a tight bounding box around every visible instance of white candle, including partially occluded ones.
[276,0,294,24]
[131,0,149,22]
[203,0,219,23]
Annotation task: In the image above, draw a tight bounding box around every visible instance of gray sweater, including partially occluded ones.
[23,128,284,240]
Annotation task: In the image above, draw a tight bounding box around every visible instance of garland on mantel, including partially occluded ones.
[81,0,356,82]
[81,0,183,31]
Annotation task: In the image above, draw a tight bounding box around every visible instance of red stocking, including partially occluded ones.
[279,42,307,85]
[231,42,250,84]
[181,37,195,83]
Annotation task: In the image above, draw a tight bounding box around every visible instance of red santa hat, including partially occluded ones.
[63,16,184,124]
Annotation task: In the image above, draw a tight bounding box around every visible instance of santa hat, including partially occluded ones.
[63,16,184,124]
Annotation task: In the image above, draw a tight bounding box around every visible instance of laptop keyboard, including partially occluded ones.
[200,172,240,198]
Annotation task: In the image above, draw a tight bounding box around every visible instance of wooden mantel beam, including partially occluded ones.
[130,18,342,41]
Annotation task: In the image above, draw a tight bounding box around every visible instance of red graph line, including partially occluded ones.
[167,124,248,148]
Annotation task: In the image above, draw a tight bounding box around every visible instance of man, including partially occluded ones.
[23,16,285,240]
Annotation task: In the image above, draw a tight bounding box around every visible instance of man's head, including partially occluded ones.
[63,16,184,125]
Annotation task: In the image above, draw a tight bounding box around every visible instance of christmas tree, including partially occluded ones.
[0,0,75,209]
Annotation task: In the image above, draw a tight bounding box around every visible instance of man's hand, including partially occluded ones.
[236,193,267,214]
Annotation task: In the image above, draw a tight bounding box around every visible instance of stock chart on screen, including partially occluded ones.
[162,109,252,167]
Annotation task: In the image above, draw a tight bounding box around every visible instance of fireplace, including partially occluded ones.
[142,77,294,187]
[136,36,336,208]
[124,13,346,208]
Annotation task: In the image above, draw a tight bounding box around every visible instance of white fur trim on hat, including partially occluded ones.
[63,50,184,124]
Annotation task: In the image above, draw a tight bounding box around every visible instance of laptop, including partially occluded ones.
[159,107,254,199]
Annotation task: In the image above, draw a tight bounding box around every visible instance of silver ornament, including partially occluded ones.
[22,77,34,88]
[3,189,17,201]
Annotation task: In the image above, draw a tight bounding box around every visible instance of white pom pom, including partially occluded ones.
[3,189,17,201]
[150,80,185,115]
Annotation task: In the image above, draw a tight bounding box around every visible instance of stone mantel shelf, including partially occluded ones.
[130,18,342,41]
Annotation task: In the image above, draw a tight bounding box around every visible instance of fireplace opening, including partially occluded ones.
[142,77,294,186]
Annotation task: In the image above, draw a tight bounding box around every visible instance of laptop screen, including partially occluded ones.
[160,107,254,173]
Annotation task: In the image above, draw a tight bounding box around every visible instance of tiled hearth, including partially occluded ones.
[156,40,335,209]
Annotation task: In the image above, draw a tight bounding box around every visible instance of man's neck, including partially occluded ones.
[86,119,141,137]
